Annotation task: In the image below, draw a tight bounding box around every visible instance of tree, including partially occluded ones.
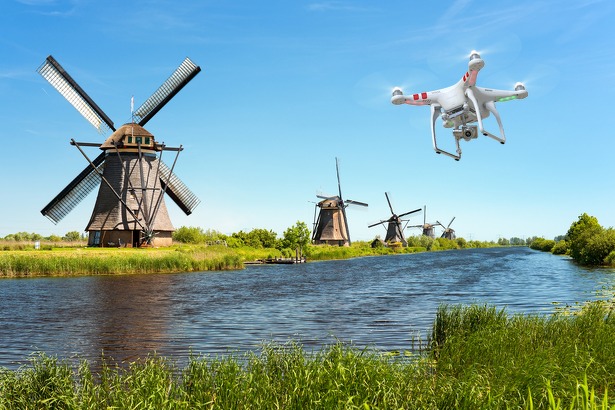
[280,221,311,251]
[566,213,603,264]
[246,229,278,249]
[173,226,205,243]
[63,231,82,242]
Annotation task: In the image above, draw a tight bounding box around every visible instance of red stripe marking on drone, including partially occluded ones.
[413,94,419,100]
[463,72,469,82]
[421,92,427,99]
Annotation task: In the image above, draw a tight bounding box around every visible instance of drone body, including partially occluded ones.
[391,51,528,160]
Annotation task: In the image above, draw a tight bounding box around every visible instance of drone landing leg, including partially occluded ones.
[466,89,506,144]
[483,101,506,144]
[430,104,461,161]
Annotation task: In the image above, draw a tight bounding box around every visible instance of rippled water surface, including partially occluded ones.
[1,247,613,368]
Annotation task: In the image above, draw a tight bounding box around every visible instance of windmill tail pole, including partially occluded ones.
[71,139,147,232]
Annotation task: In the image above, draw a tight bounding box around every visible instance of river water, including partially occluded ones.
[1,247,613,369]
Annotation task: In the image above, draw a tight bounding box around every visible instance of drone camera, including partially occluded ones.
[453,126,478,141]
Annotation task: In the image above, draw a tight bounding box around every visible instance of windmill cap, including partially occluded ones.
[100,123,157,150]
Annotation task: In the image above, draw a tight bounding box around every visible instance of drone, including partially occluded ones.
[391,50,528,160]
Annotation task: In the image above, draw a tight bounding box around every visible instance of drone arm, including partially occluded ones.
[430,104,461,161]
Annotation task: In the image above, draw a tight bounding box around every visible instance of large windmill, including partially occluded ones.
[312,158,367,246]
[409,206,442,238]
[438,217,456,240]
[368,192,421,247]
[37,55,201,247]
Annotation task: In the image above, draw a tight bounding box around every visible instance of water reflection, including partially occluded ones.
[0,247,613,369]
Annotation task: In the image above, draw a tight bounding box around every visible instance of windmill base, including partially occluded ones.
[87,230,173,248]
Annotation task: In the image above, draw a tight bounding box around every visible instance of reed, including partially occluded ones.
[0,246,249,277]
[1,303,614,409]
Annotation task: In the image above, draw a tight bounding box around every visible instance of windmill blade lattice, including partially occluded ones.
[134,58,201,126]
[158,160,201,215]
[41,152,106,224]
[37,56,115,134]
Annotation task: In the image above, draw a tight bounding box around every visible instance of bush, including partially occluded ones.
[173,226,205,243]
[551,240,569,255]
[529,237,555,252]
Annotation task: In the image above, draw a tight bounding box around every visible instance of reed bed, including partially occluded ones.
[0,246,246,277]
[1,303,614,409]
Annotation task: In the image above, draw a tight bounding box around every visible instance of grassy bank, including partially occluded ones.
[1,302,614,409]
[0,245,277,278]
[0,237,503,277]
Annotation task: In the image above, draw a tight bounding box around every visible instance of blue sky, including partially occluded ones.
[1,0,614,242]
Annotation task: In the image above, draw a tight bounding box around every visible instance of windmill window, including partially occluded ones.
[128,136,133,144]
[92,231,101,245]
[136,137,142,144]
[145,137,150,145]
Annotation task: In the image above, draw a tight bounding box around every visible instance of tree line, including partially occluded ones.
[529,213,615,266]
[172,221,311,257]
[2,231,84,242]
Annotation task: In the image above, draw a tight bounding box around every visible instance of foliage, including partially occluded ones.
[2,303,615,409]
[529,237,556,252]
[551,240,569,255]
[279,221,310,251]
[567,213,604,264]
[498,237,510,245]
[230,228,278,249]
[509,236,526,245]
[62,231,81,242]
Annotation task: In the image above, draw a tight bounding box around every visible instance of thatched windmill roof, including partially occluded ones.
[100,123,157,150]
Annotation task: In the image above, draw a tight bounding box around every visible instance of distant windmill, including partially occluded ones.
[409,206,441,238]
[438,217,457,240]
[368,192,421,246]
[37,55,201,247]
[312,158,368,246]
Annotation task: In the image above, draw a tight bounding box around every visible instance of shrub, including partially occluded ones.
[551,240,569,255]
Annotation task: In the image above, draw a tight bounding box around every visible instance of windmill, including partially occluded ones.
[409,206,441,238]
[37,55,202,247]
[312,158,368,246]
[438,217,457,240]
[368,193,421,247]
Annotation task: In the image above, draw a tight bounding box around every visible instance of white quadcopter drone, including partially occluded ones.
[391,50,528,160]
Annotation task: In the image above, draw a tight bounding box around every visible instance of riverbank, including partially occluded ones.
[1,302,613,409]
[0,238,502,278]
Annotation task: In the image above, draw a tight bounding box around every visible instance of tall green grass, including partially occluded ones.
[2,303,615,408]
[0,246,246,277]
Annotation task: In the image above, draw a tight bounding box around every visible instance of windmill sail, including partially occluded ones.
[133,58,201,126]
[41,152,105,224]
[37,55,115,134]
[158,160,201,215]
